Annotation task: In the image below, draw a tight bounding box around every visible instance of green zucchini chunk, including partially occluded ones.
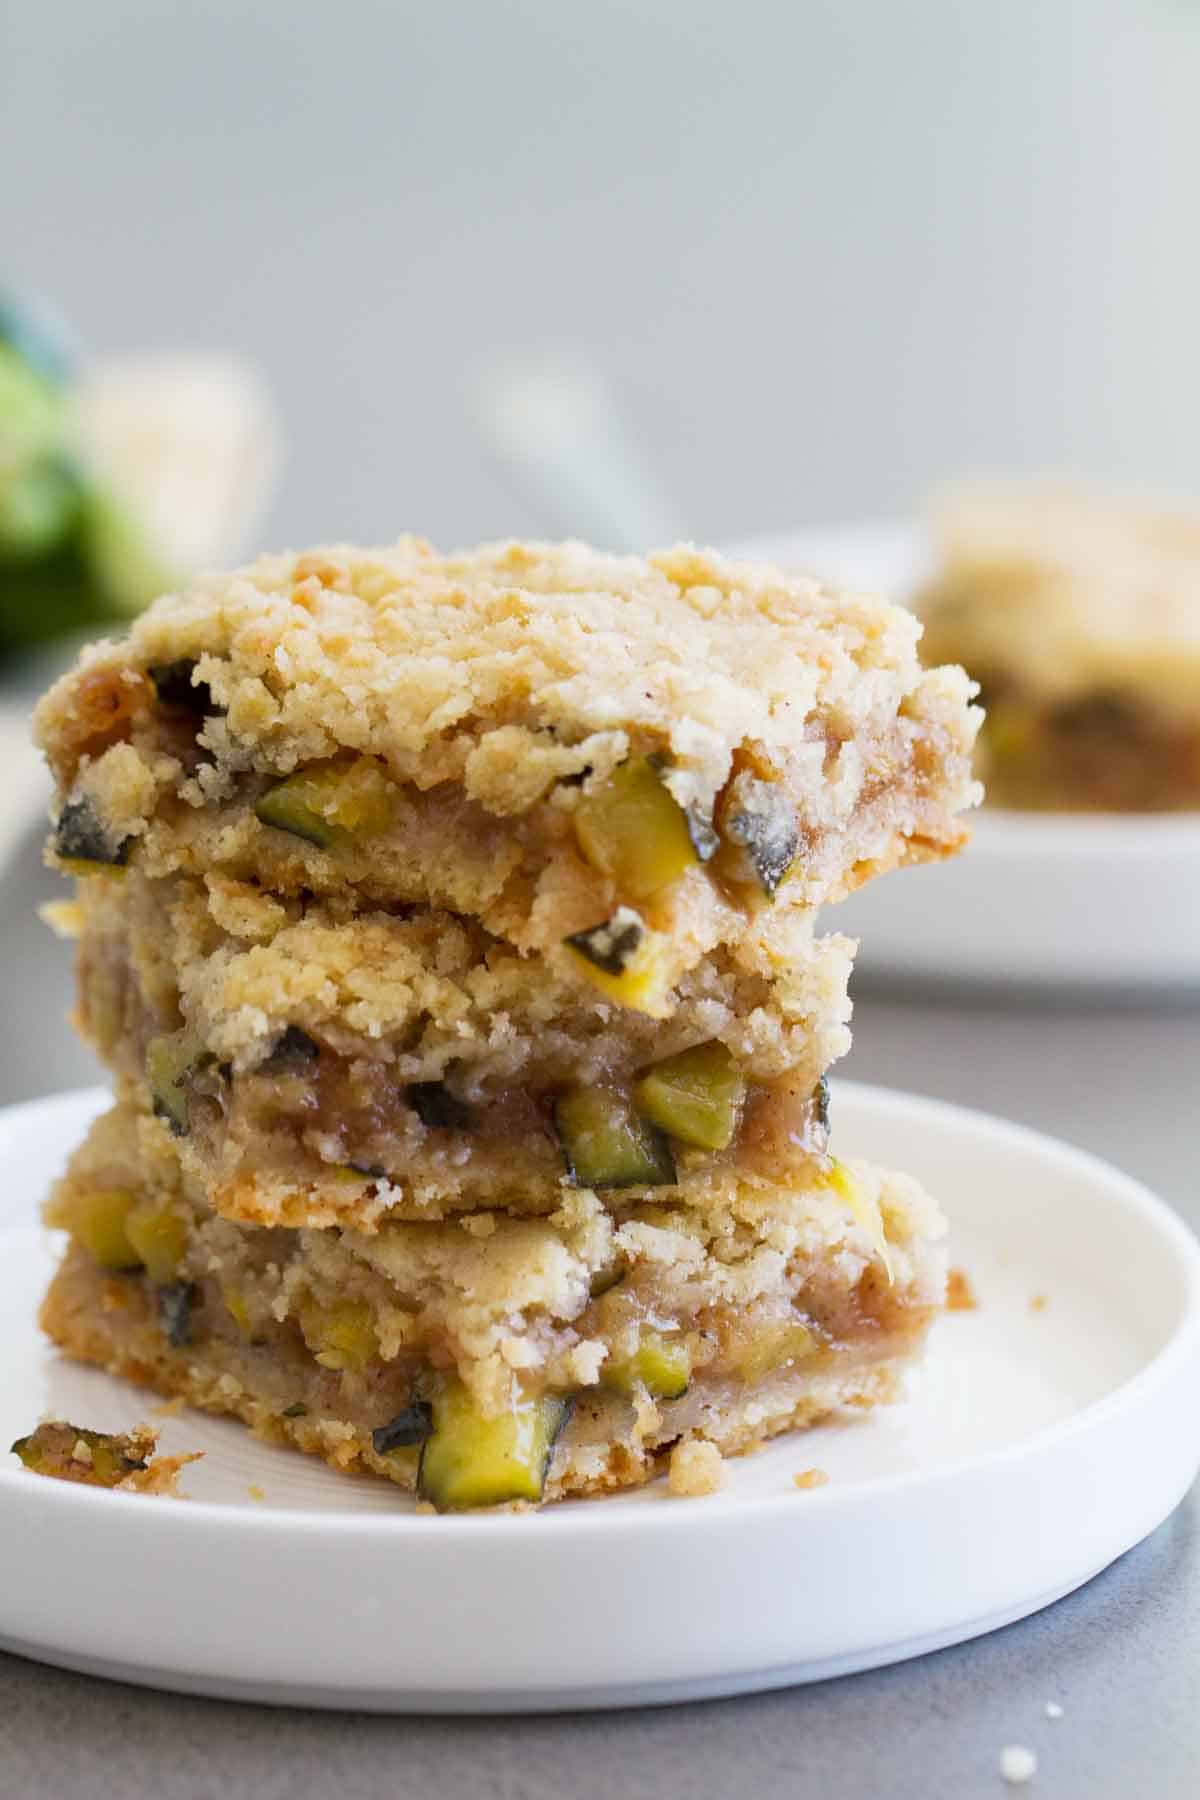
[158,1280,197,1348]
[407,1081,473,1132]
[259,1025,321,1074]
[146,1028,211,1136]
[372,1402,435,1455]
[11,1421,150,1488]
[44,1184,140,1271]
[720,775,799,897]
[573,753,701,900]
[604,1329,691,1400]
[633,1039,746,1151]
[149,658,220,715]
[565,909,646,978]
[53,795,131,868]
[588,1265,627,1300]
[555,1085,677,1188]
[417,1380,572,1511]
[684,803,720,862]
[254,758,395,850]
[254,778,339,849]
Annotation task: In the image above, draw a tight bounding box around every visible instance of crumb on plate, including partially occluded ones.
[1030,1293,1049,1312]
[668,1438,725,1497]
[793,1468,830,1491]
[10,1419,201,1496]
[946,1266,979,1310]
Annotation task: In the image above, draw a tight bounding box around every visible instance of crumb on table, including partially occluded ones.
[793,1468,830,1491]
[1000,1745,1038,1785]
[946,1266,979,1311]
[668,1438,725,1498]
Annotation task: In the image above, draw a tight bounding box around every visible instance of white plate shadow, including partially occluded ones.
[1,1084,1198,1711]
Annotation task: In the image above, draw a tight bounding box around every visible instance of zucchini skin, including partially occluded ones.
[417,1383,573,1511]
[53,795,131,867]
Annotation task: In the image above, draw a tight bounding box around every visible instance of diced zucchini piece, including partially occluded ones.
[53,795,131,869]
[588,1265,626,1300]
[148,659,217,714]
[259,1025,321,1074]
[564,907,673,1016]
[407,1082,473,1132]
[158,1280,197,1348]
[573,755,701,900]
[812,1074,831,1133]
[11,1421,151,1489]
[824,1157,893,1283]
[146,1028,210,1136]
[604,1329,691,1400]
[555,1086,676,1189]
[300,1299,377,1371]
[45,1185,140,1270]
[372,1402,434,1455]
[633,1040,746,1151]
[733,1321,818,1385]
[254,757,395,849]
[683,803,720,863]
[717,773,799,898]
[124,1203,189,1284]
[281,1402,308,1419]
[417,1379,571,1511]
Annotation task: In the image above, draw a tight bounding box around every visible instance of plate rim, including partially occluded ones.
[4,1080,1199,1543]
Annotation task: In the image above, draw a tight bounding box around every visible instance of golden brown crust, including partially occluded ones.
[39,1245,922,1504]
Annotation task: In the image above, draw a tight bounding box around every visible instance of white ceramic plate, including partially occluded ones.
[2,1086,1198,1712]
[732,522,1200,992]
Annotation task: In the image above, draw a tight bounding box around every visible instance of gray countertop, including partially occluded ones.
[2,830,1198,1798]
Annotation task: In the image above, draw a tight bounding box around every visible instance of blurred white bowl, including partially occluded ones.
[730,522,1200,994]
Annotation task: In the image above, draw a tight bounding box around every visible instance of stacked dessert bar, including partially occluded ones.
[34,539,979,1508]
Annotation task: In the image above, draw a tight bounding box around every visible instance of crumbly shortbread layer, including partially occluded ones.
[36,539,980,974]
[70,870,852,1223]
[41,1102,945,1506]
[41,1256,912,1504]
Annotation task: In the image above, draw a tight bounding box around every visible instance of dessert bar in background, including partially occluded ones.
[917,482,1200,812]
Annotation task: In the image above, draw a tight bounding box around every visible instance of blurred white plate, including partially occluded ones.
[732,522,1200,992]
[2,1084,1198,1711]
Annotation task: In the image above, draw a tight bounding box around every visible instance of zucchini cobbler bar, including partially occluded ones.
[33,539,979,1509]
[918,482,1200,812]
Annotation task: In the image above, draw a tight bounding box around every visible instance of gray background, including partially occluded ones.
[4,1,1200,1793]
[5,0,1200,549]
